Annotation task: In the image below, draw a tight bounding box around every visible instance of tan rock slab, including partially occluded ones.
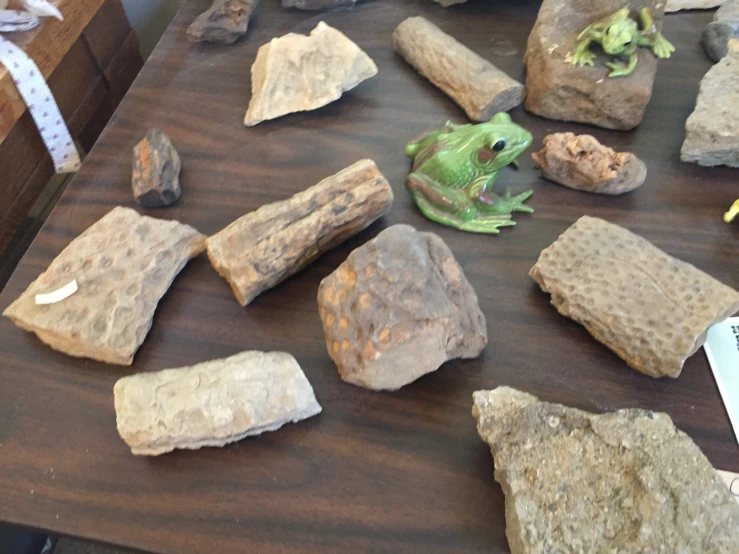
[318,224,487,391]
[393,16,524,121]
[3,207,206,365]
[530,216,739,378]
[473,386,739,554]
[114,350,322,455]
[207,159,393,306]
[244,22,377,126]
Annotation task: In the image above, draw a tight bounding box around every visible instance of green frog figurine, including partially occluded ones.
[405,113,533,234]
[571,8,675,77]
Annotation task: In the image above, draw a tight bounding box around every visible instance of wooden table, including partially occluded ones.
[0,1,737,552]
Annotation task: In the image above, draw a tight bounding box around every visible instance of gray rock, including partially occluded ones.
[281,0,357,9]
[702,20,739,61]
[187,0,259,44]
[716,0,739,20]
[132,129,181,208]
[473,387,739,554]
[682,42,739,166]
[666,0,727,10]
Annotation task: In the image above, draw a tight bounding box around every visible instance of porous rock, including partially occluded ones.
[3,207,206,365]
[132,129,181,209]
[114,351,322,455]
[666,0,726,10]
[532,132,647,194]
[393,17,524,121]
[244,22,377,126]
[702,20,739,61]
[473,386,739,554]
[187,0,259,44]
[281,0,357,9]
[682,41,739,166]
[207,159,393,306]
[524,0,666,130]
[318,224,487,391]
[530,216,739,378]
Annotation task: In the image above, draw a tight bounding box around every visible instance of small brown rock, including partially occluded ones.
[132,129,181,209]
[187,0,259,44]
[281,0,358,9]
[318,224,487,391]
[532,132,647,194]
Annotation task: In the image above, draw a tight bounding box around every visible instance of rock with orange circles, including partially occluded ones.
[318,224,487,391]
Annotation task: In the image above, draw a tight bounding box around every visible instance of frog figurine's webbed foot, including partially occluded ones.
[637,7,675,59]
[725,200,739,223]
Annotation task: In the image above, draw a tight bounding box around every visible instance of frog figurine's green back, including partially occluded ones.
[405,113,533,234]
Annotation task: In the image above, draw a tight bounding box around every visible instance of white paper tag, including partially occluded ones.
[718,470,739,505]
[35,279,77,305]
[704,317,739,445]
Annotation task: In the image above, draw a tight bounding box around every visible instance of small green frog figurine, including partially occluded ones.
[571,8,675,77]
[405,113,533,235]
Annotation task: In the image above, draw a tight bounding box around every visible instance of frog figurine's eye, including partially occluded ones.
[493,140,506,152]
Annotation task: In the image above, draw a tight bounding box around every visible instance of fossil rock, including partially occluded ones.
[187,0,259,44]
[393,17,524,121]
[114,351,322,455]
[702,20,739,61]
[682,41,739,166]
[530,216,739,378]
[281,0,358,9]
[716,0,739,20]
[473,386,739,554]
[524,0,666,130]
[318,224,487,391]
[132,129,182,209]
[3,207,206,365]
[532,132,647,194]
[244,22,377,126]
[666,0,726,10]
[207,159,393,306]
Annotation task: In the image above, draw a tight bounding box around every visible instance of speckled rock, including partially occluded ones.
[3,207,206,365]
[530,216,739,378]
[682,41,739,166]
[666,0,726,10]
[132,129,181,209]
[532,132,647,194]
[318,224,487,391]
[702,20,739,62]
[187,0,259,44]
[281,0,358,9]
[473,386,739,554]
[115,351,321,455]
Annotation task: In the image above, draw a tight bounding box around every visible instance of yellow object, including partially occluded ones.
[725,200,739,223]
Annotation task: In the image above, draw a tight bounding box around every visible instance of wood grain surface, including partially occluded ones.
[0,1,737,552]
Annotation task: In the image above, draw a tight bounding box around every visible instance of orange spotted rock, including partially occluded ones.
[318,224,487,391]
[132,129,181,209]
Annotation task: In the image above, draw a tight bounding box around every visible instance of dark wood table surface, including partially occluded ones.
[1,0,737,552]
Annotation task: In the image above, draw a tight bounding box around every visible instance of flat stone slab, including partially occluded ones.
[473,386,739,554]
[530,216,739,378]
[3,207,206,365]
[187,0,259,44]
[115,351,322,455]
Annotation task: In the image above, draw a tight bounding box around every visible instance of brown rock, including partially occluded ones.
[3,207,206,365]
[530,216,739,378]
[281,0,358,9]
[532,132,647,194]
[473,387,739,554]
[393,17,524,122]
[318,224,487,391]
[207,159,393,306]
[244,22,377,126]
[115,351,322,456]
[524,0,666,130]
[187,0,259,44]
[132,129,182,209]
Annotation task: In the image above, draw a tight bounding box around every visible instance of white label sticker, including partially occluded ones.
[704,317,739,445]
[35,279,77,305]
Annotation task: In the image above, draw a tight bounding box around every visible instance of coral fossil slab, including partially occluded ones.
[3,207,206,365]
[530,216,739,378]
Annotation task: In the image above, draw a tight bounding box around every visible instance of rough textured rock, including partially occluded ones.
[532,132,647,194]
[393,17,524,122]
[682,41,739,166]
[530,216,739,378]
[114,351,321,455]
[524,0,666,130]
[716,0,739,20]
[702,20,739,61]
[207,159,393,306]
[3,207,206,365]
[187,0,258,44]
[473,386,739,554]
[667,0,726,10]
[244,22,377,126]
[318,224,487,391]
[281,0,357,9]
[432,0,468,6]
[132,129,182,209]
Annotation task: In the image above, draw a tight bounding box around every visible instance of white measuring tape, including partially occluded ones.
[0,1,81,174]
